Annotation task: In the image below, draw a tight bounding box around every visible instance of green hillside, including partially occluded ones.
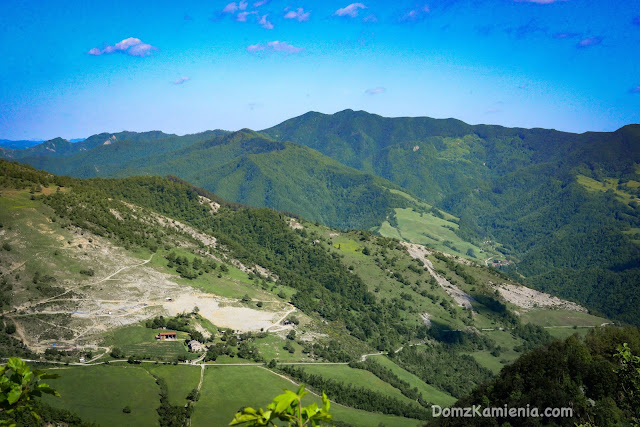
[3,111,640,325]
[3,130,414,230]
[1,160,623,426]
[1,130,228,161]
[263,110,640,325]
[430,326,640,426]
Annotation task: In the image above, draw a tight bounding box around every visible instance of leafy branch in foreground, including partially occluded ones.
[614,343,640,424]
[0,357,59,426]
[230,385,331,427]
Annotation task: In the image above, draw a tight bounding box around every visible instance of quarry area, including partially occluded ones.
[1,203,294,352]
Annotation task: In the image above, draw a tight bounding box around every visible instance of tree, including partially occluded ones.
[186,389,200,402]
[4,323,16,335]
[0,358,59,425]
[284,341,295,354]
[230,385,331,427]
[614,343,640,423]
[110,347,125,358]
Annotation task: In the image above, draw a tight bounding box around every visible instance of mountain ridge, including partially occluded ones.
[2,110,640,324]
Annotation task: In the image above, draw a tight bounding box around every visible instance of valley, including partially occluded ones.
[0,159,620,426]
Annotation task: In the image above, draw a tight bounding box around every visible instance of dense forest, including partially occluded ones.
[264,111,640,325]
[431,326,640,426]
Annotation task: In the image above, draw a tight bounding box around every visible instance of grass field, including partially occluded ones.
[191,365,421,427]
[147,247,263,300]
[576,174,639,206]
[38,363,426,426]
[520,309,609,327]
[103,324,197,361]
[367,355,457,407]
[318,226,467,333]
[144,364,201,406]
[146,246,296,310]
[377,207,495,260]
[41,365,160,427]
[252,333,311,362]
[464,330,523,373]
[292,364,415,404]
[545,327,591,340]
[0,190,94,302]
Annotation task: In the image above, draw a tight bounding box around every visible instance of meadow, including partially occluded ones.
[41,365,160,427]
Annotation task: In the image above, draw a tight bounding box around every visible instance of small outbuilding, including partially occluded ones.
[156,332,177,340]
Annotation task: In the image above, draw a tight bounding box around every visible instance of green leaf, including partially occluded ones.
[273,390,298,413]
[6,358,24,373]
[230,412,260,425]
[6,387,22,405]
[321,392,330,412]
[36,384,59,396]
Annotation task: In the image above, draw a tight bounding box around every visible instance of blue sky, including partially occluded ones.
[1,0,639,140]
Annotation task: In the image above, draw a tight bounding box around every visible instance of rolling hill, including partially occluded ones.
[2,130,416,230]
[1,159,622,426]
[2,111,640,324]
[263,110,640,325]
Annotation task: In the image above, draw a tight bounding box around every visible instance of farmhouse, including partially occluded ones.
[188,340,206,352]
[156,332,177,340]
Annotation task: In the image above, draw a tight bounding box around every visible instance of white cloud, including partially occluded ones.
[363,13,378,23]
[223,2,239,13]
[333,3,366,18]
[236,11,257,21]
[284,7,310,22]
[259,14,274,29]
[400,5,430,22]
[365,87,386,95]
[247,41,303,53]
[173,76,191,85]
[87,37,157,57]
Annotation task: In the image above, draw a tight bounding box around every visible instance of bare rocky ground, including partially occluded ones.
[401,241,586,313]
[492,282,587,311]
[288,218,304,230]
[4,212,295,352]
[402,242,474,309]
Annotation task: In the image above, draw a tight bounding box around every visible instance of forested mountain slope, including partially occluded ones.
[0,130,228,161]
[263,110,640,325]
[2,131,414,230]
[3,111,640,324]
[431,326,640,426]
[1,160,631,426]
